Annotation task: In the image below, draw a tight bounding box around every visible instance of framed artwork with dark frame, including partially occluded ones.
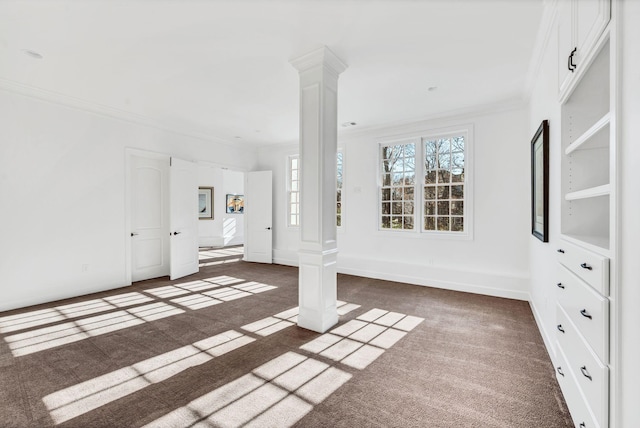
[531,120,549,242]
[198,187,214,220]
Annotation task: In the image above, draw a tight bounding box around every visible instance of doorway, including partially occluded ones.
[126,150,199,284]
[129,153,170,282]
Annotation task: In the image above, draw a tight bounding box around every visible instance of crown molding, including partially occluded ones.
[523,0,559,101]
[0,78,259,150]
[336,98,528,144]
[258,98,527,150]
[290,46,348,75]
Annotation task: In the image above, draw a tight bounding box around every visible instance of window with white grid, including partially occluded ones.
[380,142,416,230]
[423,136,465,232]
[288,156,300,227]
[379,129,471,237]
[337,151,343,227]
[288,152,345,228]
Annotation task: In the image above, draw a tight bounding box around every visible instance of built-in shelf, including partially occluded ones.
[565,184,610,201]
[565,112,610,155]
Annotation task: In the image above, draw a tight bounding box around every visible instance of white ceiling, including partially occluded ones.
[0,0,544,147]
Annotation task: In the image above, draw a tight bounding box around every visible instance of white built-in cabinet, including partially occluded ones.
[558,0,611,97]
[555,1,614,427]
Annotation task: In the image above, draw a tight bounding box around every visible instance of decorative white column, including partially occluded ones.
[290,46,347,333]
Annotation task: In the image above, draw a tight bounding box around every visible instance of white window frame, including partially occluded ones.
[379,138,418,232]
[287,151,346,229]
[377,125,473,240]
[287,155,300,228]
[337,149,344,229]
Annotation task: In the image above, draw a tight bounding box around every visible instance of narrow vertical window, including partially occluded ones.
[288,155,300,227]
[423,136,465,232]
[289,152,346,228]
[337,151,343,227]
[380,142,416,230]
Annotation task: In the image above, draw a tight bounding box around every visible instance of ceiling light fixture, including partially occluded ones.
[341,121,357,127]
[22,49,43,59]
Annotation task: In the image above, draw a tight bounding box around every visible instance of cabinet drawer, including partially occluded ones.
[556,305,608,428]
[557,240,609,295]
[557,266,609,363]
[555,342,600,428]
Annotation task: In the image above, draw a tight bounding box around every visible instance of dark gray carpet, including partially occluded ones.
[0,250,572,427]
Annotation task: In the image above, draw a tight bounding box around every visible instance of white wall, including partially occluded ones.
[258,105,531,300]
[0,88,257,311]
[618,1,640,425]
[197,167,245,247]
[197,165,224,247]
[527,8,562,358]
[221,169,245,246]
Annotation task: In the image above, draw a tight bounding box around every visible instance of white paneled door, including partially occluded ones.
[244,171,273,263]
[169,157,199,280]
[131,155,170,282]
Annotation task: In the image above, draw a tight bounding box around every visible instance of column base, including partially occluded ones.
[297,306,339,333]
[297,248,339,333]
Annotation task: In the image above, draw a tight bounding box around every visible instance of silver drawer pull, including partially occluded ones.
[557,282,565,289]
[556,366,564,377]
[580,309,592,319]
[580,262,593,270]
[580,366,592,381]
[557,324,565,333]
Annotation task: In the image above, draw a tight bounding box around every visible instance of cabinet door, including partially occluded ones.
[557,0,574,96]
[575,0,610,69]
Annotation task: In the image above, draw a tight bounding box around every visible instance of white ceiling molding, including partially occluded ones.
[1,1,544,147]
[0,77,259,149]
[523,0,560,101]
[259,97,528,152]
[333,98,527,144]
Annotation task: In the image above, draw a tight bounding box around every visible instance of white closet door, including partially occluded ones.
[131,155,170,282]
[169,157,199,280]
[244,171,273,264]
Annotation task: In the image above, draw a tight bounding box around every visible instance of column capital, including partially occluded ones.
[290,46,348,75]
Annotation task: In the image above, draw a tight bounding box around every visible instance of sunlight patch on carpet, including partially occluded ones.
[142,351,351,428]
[300,308,424,370]
[241,301,360,337]
[42,330,254,424]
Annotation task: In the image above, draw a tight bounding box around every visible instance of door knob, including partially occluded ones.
[266,227,271,230]
[131,232,139,237]
[172,231,181,235]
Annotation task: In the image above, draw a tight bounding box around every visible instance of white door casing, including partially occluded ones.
[130,155,170,282]
[169,157,199,280]
[244,171,273,263]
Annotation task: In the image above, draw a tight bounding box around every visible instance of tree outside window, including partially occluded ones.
[379,131,468,235]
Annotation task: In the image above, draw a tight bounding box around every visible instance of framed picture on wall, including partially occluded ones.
[226,194,245,214]
[531,120,549,242]
[198,187,214,220]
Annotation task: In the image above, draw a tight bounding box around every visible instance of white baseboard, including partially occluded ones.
[528,294,557,364]
[273,249,299,267]
[199,237,225,247]
[273,249,529,301]
[224,236,244,246]
[0,281,129,312]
